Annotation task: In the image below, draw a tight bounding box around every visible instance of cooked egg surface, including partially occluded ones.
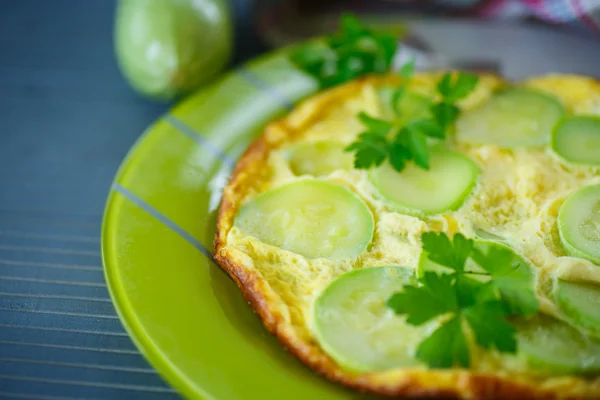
[218,73,600,381]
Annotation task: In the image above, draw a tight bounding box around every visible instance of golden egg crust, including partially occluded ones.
[214,73,600,399]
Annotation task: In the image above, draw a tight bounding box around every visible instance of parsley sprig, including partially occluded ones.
[289,14,480,174]
[345,71,479,173]
[387,232,539,368]
[290,14,397,89]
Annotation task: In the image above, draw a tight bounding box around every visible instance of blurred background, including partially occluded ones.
[0,0,599,399]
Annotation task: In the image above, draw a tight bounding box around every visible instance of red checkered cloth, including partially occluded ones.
[403,0,600,33]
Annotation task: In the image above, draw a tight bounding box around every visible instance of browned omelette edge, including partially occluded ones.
[213,75,599,399]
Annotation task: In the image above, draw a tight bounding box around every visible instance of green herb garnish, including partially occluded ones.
[290,14,480,174]
[387,232,539,368]
[346,71,479,172]
[289,14,397,89]
[432,72,479,129]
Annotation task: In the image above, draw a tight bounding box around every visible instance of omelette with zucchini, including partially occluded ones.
[214,19,600,400]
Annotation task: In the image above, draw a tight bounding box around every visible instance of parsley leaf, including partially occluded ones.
[416,315,470,368]
[463,300,517,353]
[387,138,411,172]
[430,72,478,130]
[470,242,539,315]
[345,132,389,169]
[398,58,415,80]
[455,276,489,309]
[345,112,393,169]
[391,87,406,115]
[357,111,393,134]
[387,272,458,325]
[344,61,480,173]
[436,72,479,102]
[387,57,416,116]
[388,232,539,369]
[290,14,398,88]
[395,126,429,170]
[406,129,429,169]
[408,119,445,140]
[288,43,333,79]
[421,232,473,273]
[347,112,436,172]
[338,13,365,38]
[430,102,460,129]
[388,269,478,367]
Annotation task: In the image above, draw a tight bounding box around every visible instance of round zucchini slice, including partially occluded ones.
[369,150,479,215]
[517,314,600,374]
[313,266,426,372]
[551,116,600,166]
[285,141,354,177]
[557,184,600,265]
[234,180,374,259]
[456,88,564,148]
[474,228,506,242]
[556,280,600,337]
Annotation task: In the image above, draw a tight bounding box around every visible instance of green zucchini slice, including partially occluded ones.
[235,180,374,259]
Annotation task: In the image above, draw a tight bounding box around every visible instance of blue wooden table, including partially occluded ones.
[0,1,260,398]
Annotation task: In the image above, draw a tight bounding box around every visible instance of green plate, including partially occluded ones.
[101,53,361,399]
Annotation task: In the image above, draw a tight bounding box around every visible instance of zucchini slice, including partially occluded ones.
[556,280,600,338]
[551,116,600,166]
[285,141,354,177]
[235,180,374,259]
[369,151,479,215]
[517,314,600,374]
[313,266,426,372]
[558,184,600,265]
[456,88,564,148]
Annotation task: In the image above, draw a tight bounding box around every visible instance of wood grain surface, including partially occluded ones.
[0,1,194,398]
